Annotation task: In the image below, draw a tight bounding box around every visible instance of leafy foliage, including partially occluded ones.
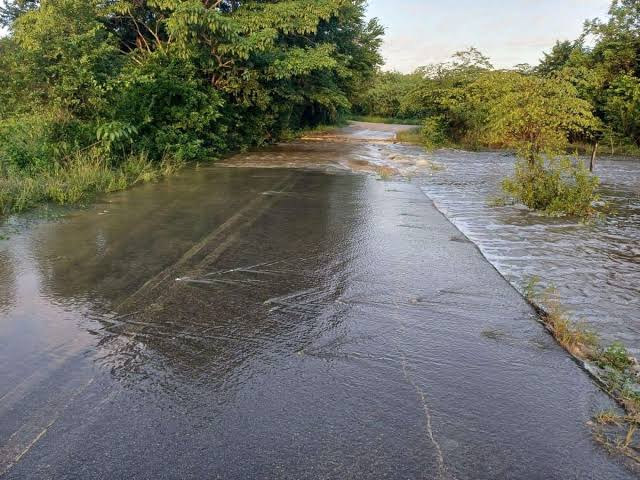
[502,157,600,217]
[475,72,599,159]
[420,116,448,150]
[0,0,383,213]
[0,0,37,27]
[597,342,634,372]
[353,70,423,119]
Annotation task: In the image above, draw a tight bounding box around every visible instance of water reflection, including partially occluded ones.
[0,252,15,315]
[1,152,637,479]
[19,168,363,402]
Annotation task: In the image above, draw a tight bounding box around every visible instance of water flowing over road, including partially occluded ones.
[0,123,637,479]
[418,149,640,352]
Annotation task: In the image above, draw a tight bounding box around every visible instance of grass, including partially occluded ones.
[297,121,348,137]
[595,409,624,426]
[523,276,640,461]
[538,289,599,358]
[285,120,351,141]
[594,410,640,463]
[347,115,422,126]
[0,116,416,218]
[0,150,184,216]
[395,128,423,145]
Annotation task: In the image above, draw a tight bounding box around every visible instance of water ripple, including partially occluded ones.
[411,149,640,352]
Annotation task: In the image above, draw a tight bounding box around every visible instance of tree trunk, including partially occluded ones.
[590,141,599,173]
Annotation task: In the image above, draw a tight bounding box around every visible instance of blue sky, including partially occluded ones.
[367,0,612,72]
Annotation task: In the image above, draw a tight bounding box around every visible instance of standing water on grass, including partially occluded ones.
[413,148,640,353]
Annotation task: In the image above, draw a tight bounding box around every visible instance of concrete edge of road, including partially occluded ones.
[415,182,634,425]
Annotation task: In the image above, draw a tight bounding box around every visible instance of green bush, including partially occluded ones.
[0,113,98,172]
[502,156,600,216]
[108,53,226,162]
[0,116,57,170]
[421,116,448,149]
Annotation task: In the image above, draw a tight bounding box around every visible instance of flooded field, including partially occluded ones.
[0,123,638,478]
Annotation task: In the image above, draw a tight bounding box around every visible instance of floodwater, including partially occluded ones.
[0,123,638,478]
[274,124,640,353]
[414,149,640,352]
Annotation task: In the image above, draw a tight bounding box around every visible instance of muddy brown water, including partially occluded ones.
[0,123,638,479]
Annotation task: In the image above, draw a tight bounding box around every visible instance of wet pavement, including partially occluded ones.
[234,125,640,353]
[0,125,638,479]
[417,149,640,353]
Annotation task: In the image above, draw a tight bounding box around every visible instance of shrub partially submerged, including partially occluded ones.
[0,150,183,216]
[421,116,448,150]
[502,156,600,217]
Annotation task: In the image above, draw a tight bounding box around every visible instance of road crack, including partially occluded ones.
[392,300,457,480]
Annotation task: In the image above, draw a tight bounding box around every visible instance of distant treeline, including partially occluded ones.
[0,0,383,213]
[353,0,640,155]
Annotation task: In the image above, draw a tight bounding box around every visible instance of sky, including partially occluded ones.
[367,0,612,72]
[1,1,612,69]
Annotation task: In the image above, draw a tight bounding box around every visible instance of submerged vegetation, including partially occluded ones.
[0,0,383,214]
[355,0,640,216]
[523,277,640,460]
[502,157,600,217]
[395,128,422,145]
[0,151,183,215]
[524,280,599,359]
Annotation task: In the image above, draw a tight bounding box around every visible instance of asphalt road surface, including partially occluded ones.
[0,125,636,479]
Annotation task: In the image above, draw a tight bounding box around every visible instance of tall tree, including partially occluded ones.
[537,40,582,76]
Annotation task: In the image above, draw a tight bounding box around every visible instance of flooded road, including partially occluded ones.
[412,149,640,352]
[0,124,638,478]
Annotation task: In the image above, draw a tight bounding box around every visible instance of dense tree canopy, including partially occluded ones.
[355,0,640,153]
[0,0,383,169]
